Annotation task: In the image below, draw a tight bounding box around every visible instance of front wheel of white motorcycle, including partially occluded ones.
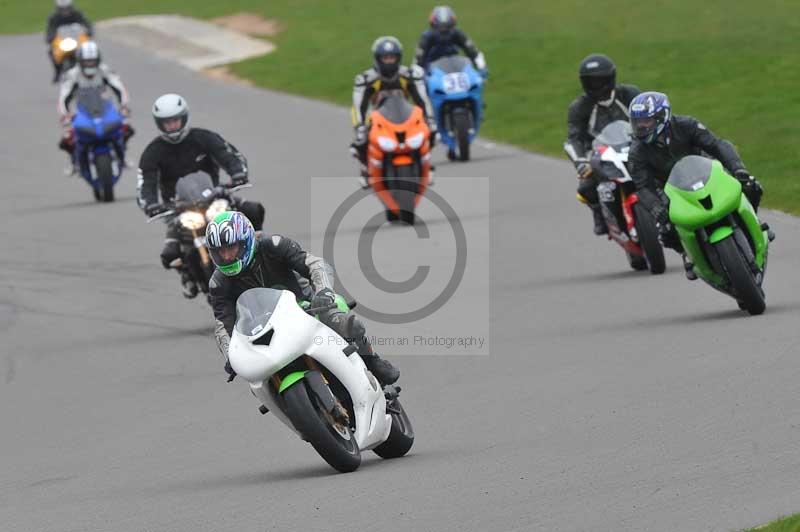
[283,381,361,473]
[373,398,414,459]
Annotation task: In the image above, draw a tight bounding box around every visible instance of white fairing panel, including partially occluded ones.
[228,289,391,450]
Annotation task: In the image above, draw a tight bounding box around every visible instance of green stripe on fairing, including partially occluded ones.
[278,371,308,393]
[708,226,734,244]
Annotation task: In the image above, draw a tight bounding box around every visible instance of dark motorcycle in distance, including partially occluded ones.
[589,120,665,274]
[147,173,252,302]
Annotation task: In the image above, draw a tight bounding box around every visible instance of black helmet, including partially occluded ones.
[579,53,617,102]
[372,36,403,80]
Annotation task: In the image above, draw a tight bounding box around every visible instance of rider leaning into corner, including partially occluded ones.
[626,90,768,279]
[46,0,94,83]
[137,93,266,299]
[205,211,401,386]
[57,41,134,174]
[563,54,641,236]
[350,36,437,188]
[412,5,487,73]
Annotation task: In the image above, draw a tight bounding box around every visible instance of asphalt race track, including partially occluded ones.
[2,34,800,532]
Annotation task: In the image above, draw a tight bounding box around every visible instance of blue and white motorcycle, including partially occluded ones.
[72,87,126,202]
[425,55,485,161]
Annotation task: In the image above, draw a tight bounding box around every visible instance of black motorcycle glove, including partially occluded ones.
[734,170,763,210]
[224,360,237,382]
[145,203,168,217]
[575,159,593,179]
[311,288,336,310]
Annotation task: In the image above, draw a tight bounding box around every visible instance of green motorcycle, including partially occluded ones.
[665,156,771,315]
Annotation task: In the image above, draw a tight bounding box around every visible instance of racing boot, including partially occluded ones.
[338,313,399,385]
[682,254,697,281]
[590,204,608,235]
[180,270,199,299]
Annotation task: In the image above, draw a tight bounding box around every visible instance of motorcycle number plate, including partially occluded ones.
[443,72,470,94]
[194,236,206,248]
[598,182,617,203]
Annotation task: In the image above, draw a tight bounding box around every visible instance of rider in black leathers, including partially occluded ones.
[137,93,266,298]
[413,5,487,72]
[564,54,640,235]
[627,91,766,278]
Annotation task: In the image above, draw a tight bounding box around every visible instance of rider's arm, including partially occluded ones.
[413,31,432,68]
[351,71,373,127]
[682,116,747,175]
[209,272,236,357]
[196,129,249,181]
[263,235,335,294]
[454,29,486,70]
[56,72,78,118]
[407,65,434,120]
[75,10,94,36]
[100,64,130,109]
[45,14,58,43]
[136,143,161,210]
[564,97,591,165]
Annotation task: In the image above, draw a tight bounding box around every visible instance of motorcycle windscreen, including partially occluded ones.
[591,120,632,151]
[234,288,283,337]
[667,155,713,191]
[76,87,110,118]
[430,55,470,74]
[376,93,414,124]
[174,173,215,203]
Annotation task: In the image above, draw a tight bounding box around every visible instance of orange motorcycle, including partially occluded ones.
[51,23,89,76]
[366,92,431,225]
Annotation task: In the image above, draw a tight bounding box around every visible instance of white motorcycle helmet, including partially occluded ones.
[77,41,100,77]
[56,0,74,8]
[152,93,190,144]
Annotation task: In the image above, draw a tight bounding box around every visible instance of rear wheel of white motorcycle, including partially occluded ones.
[94,153,115,202]
[715,235,765,315]
[373,398,414,459]
[633,204,666,274]
[283,380,361,473]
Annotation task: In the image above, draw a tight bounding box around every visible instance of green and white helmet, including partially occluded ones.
[206,211,256,276]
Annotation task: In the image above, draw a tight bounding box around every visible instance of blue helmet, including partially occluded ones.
[629,91,671,144]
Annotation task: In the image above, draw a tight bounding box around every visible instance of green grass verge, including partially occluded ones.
[5,1,799,214]
[745,513,800,532]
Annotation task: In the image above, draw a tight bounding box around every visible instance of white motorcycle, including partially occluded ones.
[228,287,414,472]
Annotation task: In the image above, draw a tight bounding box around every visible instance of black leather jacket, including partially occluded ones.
[564,84,641,165]
[136,128,248,210]
[628,115,746,195]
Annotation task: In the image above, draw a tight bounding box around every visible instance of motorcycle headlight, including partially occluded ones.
[205,199,230,222]
[179,211,206,231]
[406,132,425,150]
[60,38,77,52]
[377,136,397,152]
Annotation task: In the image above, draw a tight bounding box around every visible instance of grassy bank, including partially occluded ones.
[745,513,800,532]
[5,1,798,214]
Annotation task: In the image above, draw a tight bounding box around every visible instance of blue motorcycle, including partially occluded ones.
[72,87,126,202]
[425,55,485,161]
